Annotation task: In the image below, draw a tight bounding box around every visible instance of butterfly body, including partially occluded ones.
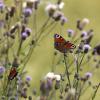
[54,34,76,53]
[8,67,18,80]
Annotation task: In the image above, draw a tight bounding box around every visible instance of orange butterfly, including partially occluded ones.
[54,34,76,53]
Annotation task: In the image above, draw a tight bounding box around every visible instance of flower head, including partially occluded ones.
[26,76,32,82]
[0,66,5,75]
[45,72,55,80]
[85,72,92,79]
[83,44,91,53]
[92,44,100,55]
[67,29,75,37]
[54,74,61,81]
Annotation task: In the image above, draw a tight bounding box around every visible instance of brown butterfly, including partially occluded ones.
[8,67,18,80]
[54,34,76,53]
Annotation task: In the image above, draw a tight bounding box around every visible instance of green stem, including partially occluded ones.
[64,53,71,88]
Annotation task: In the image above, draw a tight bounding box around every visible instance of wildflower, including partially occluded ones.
[85,72,92,79]
[60,16,68,25]
[0,66,5,75]
[21,32,28,40]
[83,44,91,53]
[53,10,63,21]
[23,8,32,17]
[23,2,27,8]
[26,76,32,82]
[57,2,64,10]
[92,44,100,55]
[47,78,53,90]
[82,18,90,25]
[21,90,27,98]
[54,74,61,81]
[40,81,49,96]
[45,72,55,79]
[82,29,93,44]
[67,29,75,37]
[21,27,31,40]
[45,3,57,17]
[0,1,5,13]
[77,18,90,30]
[25,27,32,36]
[81,31,87,38]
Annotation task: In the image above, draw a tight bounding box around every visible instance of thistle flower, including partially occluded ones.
[54,74,61,81]
[0,1,5,13]
[81,29,93,44]
[0,66,5,75]
[77,18,90,30]
[81,31,87,38]
[85,72,92,79]
[53,10,63,21]
[40,80,50,96]
[60,16,68,25]
[47,78,53,90]
[25,27,32,36]
[57,2,64,10]
[67,29,75,37]
[92,44,100,55]
[82,18,90,25]
[21,27,31,40]
[21,32,29,40]
[26,76,32,82]
[45,3,57,17]
[23,8,32,17]
[45,72,55,80]
[83,44,91,53]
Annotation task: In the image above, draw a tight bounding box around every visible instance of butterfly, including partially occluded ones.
[54,34,76,53]
[8,67,18,80]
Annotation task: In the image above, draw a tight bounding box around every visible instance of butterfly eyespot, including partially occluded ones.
[71,44,76,49]
[55,34,60,38]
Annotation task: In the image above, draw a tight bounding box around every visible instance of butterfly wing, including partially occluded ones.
[54,34,68,53]
[65,41,76,49]
[8,67,18,80]
[54,34,76,53]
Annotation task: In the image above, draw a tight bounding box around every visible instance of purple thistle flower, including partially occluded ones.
[83,44,91,53]
[26,76,32,82]
[85,72,92,79]
[0,2,4,10]
[0,66,5,75]
[60,16,68,25]
[23,8,32,17]
[21,32,28,40]
[67,29,74,37]
[25,27,31,36]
